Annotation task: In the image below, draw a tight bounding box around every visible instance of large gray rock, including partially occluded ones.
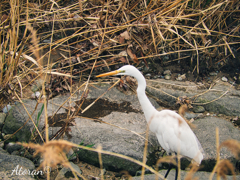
[2,108,32,142]
[48,84,160,173]
[2,97,67,142]
[59,112,159,174]
[194,116,240,171]
[0,149,35,180]
[147,79,240,116]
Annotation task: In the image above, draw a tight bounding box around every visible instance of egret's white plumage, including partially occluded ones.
[97,65,203,178]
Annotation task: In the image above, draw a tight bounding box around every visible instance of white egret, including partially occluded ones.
[96,65,203,180]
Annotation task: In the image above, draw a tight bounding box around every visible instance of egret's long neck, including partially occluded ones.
[134,71,156,122]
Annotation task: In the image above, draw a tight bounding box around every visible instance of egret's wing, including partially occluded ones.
[153,110,203,164]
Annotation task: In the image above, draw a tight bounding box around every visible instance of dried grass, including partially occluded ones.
[18,139,165,180]
[19,140,84,179]
[210,128,238,180]
[184,163,199,180]
[219,139,240,159]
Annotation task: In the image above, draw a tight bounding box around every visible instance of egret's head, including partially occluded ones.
[96,65,137,78]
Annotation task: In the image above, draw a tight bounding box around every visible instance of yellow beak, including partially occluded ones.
[96,70,121,78]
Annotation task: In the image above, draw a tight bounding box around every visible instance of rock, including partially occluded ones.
[0,113,6,128]
[31,79,44,92]
[146,79,240,116]
[176,76,182,81]
[51,86,240,173]
[163,70,171,75]
[145,73,151,79]
[164,74,171,80]
[50,84,160,174]
[176,74,186,81]
[6,142,22,154]
[65,111,158,174]
[4,85,159,174]
[2,97,67,142]
[55,162,82,180]
[3,104,12,113]
[162,55,169,61]
[222,76,228,82]
[2,108,32,142]
[31,91,41,99]
[184,112,198,120]
[194,117,240,171]
[11,151,20,156]
[193,106,205,113]
[0,151,35,180]
[0,147,8,154]
[132,169,239,180]
[209,72,218,76]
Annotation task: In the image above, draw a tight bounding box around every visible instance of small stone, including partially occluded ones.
[176,74,186,81]
[55,162,82,180]
[163,55,169,61]
[176,77,182,81]
[221,76,228,82]
[35,91,41,98]
[164,74,171,80]
[209,72,218,76]
[193,106,205,113]
[145,73,151,78]
[42,39,51,43]
[184,112,198,120]
[163,70,171,75]
[3,104,12,113]
[32,91,42,99]
[31,85,39,92]
[31,79,44,92]
[6,142,22,154]
[31,93,36,99]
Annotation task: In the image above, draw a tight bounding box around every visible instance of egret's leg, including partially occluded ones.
[164,163,173,178]
[174,157,178,180]
[164,153,178,180]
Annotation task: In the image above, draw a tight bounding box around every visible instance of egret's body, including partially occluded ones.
[97,65,203,179]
